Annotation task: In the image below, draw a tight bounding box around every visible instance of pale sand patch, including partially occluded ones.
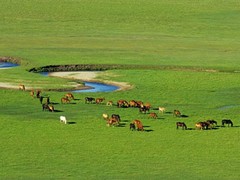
[0,82,18,89]
[49,71,133,91]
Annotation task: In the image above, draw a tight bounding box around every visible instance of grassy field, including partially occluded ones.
[1,0,240,179]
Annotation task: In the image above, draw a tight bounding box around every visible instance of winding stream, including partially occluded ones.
[0,62,120,92]
[41,72,119,92]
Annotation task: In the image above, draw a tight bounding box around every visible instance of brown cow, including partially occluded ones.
[133,120,144,131]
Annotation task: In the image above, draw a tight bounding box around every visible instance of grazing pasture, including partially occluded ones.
[1,0,240,179]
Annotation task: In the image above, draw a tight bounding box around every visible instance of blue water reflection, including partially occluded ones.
[40,72,119,92]
[73,81,119,93]
[0,62,19,68]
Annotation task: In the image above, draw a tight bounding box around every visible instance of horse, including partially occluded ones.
[176,122,187,130]
[42,103,54,112]
[144,102,151,109]
[132,120,144,131]
[48,105,54,112]
[85,97,95,104]
[139,105,150,114]
[60,116,67,124]
[222,119,233,127]
[19,84,25,91]
[95,97,105,104]
[206,120,217,126]
[136,101,144,108]
[159,107,166,114]
[148,112,158,119]
[111,114,121,122]
[195,122,209,130]
[107,117,120,127]
[173,110,181,117]
[128,100,138,107]
[65,93,74,100]
[117,100,129,108]
[61,97,70,104]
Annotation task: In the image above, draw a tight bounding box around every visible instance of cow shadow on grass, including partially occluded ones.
[50,102,59,105]
[67,121,77,125]
[143,125,154,132]
[117,122,127,127]
[185,127,220,130]
[180,114,189,118]
[221,125,240,128]
[53,110,64,113]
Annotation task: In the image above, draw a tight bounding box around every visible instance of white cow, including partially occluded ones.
[60,116,67,124]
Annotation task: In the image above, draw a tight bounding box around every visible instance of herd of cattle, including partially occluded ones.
[20,84,235,131]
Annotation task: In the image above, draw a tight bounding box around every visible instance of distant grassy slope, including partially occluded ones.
[0,0,239,70]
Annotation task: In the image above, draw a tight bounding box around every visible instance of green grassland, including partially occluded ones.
[1,0,240,179]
